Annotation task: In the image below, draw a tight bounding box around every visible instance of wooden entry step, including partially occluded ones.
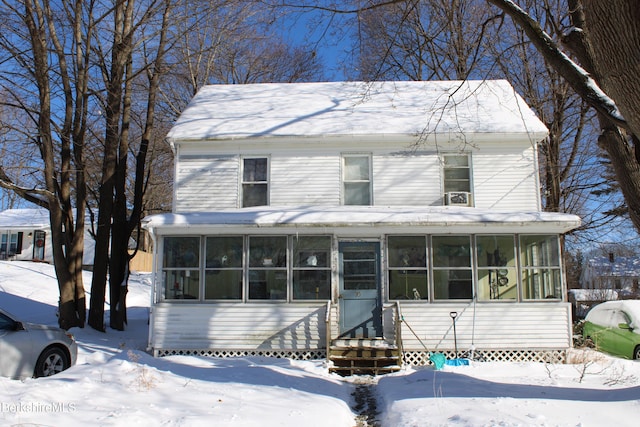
[329,338,402,376]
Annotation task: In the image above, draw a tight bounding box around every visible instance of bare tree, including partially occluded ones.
[275,0,640,239]
[0,0,91,329]
[487,0,640,234]
[351,0,603,236]
[356,0,496,81]
[160,0,323,120]
[1,0,324,332]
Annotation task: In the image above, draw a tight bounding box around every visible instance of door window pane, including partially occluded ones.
[342,249,376,290]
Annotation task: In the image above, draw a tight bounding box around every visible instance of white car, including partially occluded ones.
[0,307,77,379]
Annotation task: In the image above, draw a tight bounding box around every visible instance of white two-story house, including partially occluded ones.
[143,80,580,371]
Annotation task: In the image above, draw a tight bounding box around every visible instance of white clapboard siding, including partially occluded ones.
[151,303,326,351]
[172,143,541,211]
[373,153,441,205]
[398,302,571,351]
[175,155,239,211]
[472,144,539,210]
[270,155,340,205]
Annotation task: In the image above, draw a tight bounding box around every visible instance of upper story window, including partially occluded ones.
[242,157,268,207]
[443,154,472,206]
[342,154,372,205]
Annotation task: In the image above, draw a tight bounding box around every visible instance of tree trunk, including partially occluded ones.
[109,226,130,330]
[563,0,640,232]
[582,1,640,141]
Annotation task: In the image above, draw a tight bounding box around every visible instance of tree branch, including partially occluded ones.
[485,0,628,130]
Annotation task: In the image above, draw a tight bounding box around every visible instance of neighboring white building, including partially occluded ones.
[0,209,52,262]
[143,80,581,367]
[581,254,640,292]
[0,208,95,266]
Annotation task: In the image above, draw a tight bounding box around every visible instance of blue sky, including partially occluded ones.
[275,5,355,80]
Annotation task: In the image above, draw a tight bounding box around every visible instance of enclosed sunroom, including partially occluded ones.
[145,206,579,368]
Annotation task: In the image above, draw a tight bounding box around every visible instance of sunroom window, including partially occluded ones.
[342,154,372,205]
[292,236,331,300]
[432,235,472,300]
[162,237,200,299]
[242,157,268,207]
[248,236,287,300]
[476,235,517,301]
[204,236,243,300]
[520,235,562,299]
[387,236,428,300]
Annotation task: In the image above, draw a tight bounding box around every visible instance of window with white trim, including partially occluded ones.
[520,235,562,300]
[248,236,287,300]
[242,157,268,207]
[292,236,331,300]
[162,236,200,300]
[161,234,333,303]
[476,235,518,301]
[387,236,428,300]
[342,154,372,205]
[442,154,472,206]
[432,235,472,300]
[205,236,243,300]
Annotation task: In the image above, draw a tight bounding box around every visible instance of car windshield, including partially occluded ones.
[0,312,16,330]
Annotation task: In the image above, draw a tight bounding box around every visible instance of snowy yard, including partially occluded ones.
[1,260,639,426]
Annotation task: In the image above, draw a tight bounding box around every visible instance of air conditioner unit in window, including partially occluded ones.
[445,191,472,206]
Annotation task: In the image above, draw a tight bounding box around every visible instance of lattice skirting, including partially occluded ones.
[155,348,565,364]
[155,348,327,360]
[402,349,566,365]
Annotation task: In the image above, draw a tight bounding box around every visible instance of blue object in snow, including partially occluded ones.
[429,352,447,370]
[445,358,470,366]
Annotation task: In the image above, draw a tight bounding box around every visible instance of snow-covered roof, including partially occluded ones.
[568,288,619,301]
[584,256,640,277]
[0,208,50,230]
[166,80,548,143]
[143,206,580,233]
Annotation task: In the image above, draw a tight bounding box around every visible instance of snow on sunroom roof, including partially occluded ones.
[143,206,580,233]
[166,80,548,142]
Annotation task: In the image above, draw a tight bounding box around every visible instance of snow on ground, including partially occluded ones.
[1,260,640,426]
